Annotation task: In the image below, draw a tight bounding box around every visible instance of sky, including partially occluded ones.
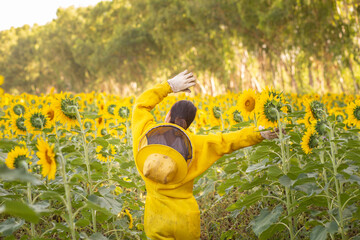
[0,0,107,31]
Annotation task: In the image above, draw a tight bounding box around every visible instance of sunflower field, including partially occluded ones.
[0,88,360,240]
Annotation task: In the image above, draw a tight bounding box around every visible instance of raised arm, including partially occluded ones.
[132,70,196,155]
[132,81,172,151]
[186,126,264,179]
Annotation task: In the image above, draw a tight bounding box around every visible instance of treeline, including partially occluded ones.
[0,0,359,95]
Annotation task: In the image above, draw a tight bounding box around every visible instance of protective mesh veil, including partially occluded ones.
[139,125,192,162]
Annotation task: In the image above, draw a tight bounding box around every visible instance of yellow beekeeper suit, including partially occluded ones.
[132,81,264,239]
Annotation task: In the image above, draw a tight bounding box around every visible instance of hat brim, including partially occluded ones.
[136,144,188,184]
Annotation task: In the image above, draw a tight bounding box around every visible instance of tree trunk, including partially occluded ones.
[348,58,359,95]
[308,62,314,87]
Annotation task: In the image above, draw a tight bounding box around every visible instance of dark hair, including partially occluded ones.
[170,100,197,129]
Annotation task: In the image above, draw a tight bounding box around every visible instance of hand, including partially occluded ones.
[259,126,286,140]
[167,70,196,93]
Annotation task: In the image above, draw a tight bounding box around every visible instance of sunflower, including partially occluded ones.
[346,99,360,128]
[5,146,31,169]
[238,89,257,120]
[304,98,325,123]
[10,102,26,116]
[301,127,319,154]
[11,115,27,136]
[101,101,118,119]
[115,105,131,120]
[96,144,116,162]
[24,108,50,134]
[36,138,56,180]
[43,104,56,123]
[53,93,80,129]
[256,91,285,128]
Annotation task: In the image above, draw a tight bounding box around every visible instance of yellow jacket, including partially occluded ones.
[132,81,264,239]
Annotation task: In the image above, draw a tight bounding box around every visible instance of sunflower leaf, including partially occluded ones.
[0,166,42,185]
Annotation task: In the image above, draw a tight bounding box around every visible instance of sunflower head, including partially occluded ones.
[54,93,80,129]
[12,103,26,116]
[301,127,319,154]
[24,108,50,133]
[304,98,325,122]
[346,100,360,128]
[238,89,257,119]
[5,146,31,170]
[36,138,56,180]
[212,106,222,119]
[232,109,242,123]
[117,106,130,119]
[12,115,27,135]
[61,97,79,120]
[256,92,284,128]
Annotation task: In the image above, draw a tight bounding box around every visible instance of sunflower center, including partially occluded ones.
[212,106,221,119]
[16,117,27,132]
[61,98,78,120]
[47,109,55,121]
[13,104,25,116]
[244,98,255,112]
[118,106,130,118]
[30,113,47,129]
[107,104,116,115]
[97,117,103,125]
[44,149,52,165]
[353,106,360,120]
[308,134,319,149]
[14,155,28,169]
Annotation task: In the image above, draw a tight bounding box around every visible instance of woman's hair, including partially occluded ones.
[169,100,197,129]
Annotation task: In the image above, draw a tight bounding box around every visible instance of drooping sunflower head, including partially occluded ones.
[346,99,360,128]
[212,106,222,119]
[11,103,26,116]
[100,100,118,118]
[11,115,27,135]
[24,108,50,133]
[238,89,257,120]
[54,93,80,129]
[232,108,242,123]
[256,91,284,128]
[5,146,31,169]
[36,138,56,180]
[84,119,95,130]
[116,105,131,120]
[304,98,325,122]
[301,127,319,154]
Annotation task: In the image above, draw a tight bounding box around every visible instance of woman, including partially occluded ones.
[131,70,279,239]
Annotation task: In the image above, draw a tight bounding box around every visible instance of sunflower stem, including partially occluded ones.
[27,182,36,237]
[55,124,76,240]
[329,123,346,240]
[319,145,335,240]
[276,110,295,240]
[74,109,97,232]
